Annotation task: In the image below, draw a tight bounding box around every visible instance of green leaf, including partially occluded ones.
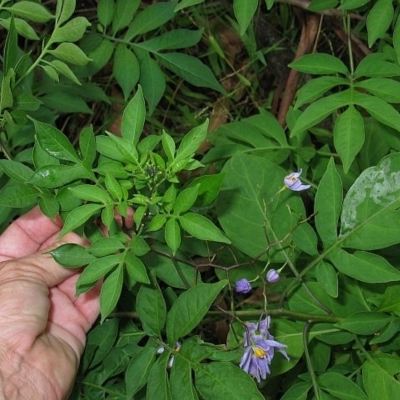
[41,64,59,82]
[85,318,119,369]
[100,264,123,321]
[162,131,176,161]
[366,0,393,48]
[353,91,400,132]
[121,86,145,145]
[32,119,79,162]
[137,29,203,52]
[52,16,90,43]
[295,76,349,109]
[379,286,400,315]
[354,54,400,78]
[147,214,167,232]
[48,43,92,66]
[156,52,224,93]
[280,382,311,400]
[165,218,181,255]
[216,153,306,261]
[113,44,140,100]
[175,0,205,11]
[166,280,227,343]
[369,319,400,344]
[186,173,225,207]
[363,356,400,399]
[233,0,258,36]
[174,186,199,215]
[76,254,122,290]
[4,15,18,72]
[69,185,112,203]
[41,92,92,114]
[95,161,128,178]
[101,204,118,230]
[195,362,263,400]
[339,153,400,249]
[173,119,208,166]
[125,1,176,39]
[49,60,81,85]
[56,0,76,25]
[28,164,92,188]
[0,17,39,40]
[60,204,103,236]
[330,249,400,283]
[0,160,33,182]
[291,222,318,256]
[136,284,166,336]
[79,125,96,168]
[355,78,400,103]
[170,355,199,400]
[0,68,14,112]
[97,0,115,28]
[89,237,124,257]
[334,105,365,173]
[318,372,369,400]
[38,194,59,219]
[111,0,140,34]
[146,358,172,400]
[125,252,150,284]
[394,13,400,66]
[337,312,390,335]
[96,136,126,162]
[15,93,41,111]
[104,173,123,201]
[126,347,156,397]
[129,235,150,256]
[86,38,114,76]
[340,0,371,9]
[290,90,351,137]
[9,1,53,23]
[289,53,349,75]
[0,182,38,207]
[315,158,342,248]
[308,0,338,11]
[138,51,166,115]
[315,261,338,298]
[179,213,230,244]
[50,243,96,267]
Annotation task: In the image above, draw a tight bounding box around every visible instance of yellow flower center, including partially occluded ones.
[253,346,267,359]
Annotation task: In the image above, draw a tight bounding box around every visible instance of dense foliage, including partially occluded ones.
[1,0,400,399]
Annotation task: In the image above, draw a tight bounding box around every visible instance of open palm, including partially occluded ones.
[0,207,100,399]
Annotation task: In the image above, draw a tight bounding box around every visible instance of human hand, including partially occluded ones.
[0,207,100,399]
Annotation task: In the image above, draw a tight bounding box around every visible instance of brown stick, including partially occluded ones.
[277,13,320,126]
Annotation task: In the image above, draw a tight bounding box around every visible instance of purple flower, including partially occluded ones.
[284,169,311,191]
[266,269,280,283]
[240,317,289,382]
[235,278,252,293]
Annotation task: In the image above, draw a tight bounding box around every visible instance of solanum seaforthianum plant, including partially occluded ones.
[2,0,400,399]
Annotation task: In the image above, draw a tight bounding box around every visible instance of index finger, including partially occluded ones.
[0,206,63,260]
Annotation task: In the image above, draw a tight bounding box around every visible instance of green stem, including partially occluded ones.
[304,322,321,400]
[111,308,339,324]
[345,13,355,76]
[171,256,191,289]
[15,16,61,86]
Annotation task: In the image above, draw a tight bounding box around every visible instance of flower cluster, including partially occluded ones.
[239,317,289,382]
[156,342,181,368]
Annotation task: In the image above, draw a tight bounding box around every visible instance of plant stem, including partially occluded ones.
[304,322,321,400]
